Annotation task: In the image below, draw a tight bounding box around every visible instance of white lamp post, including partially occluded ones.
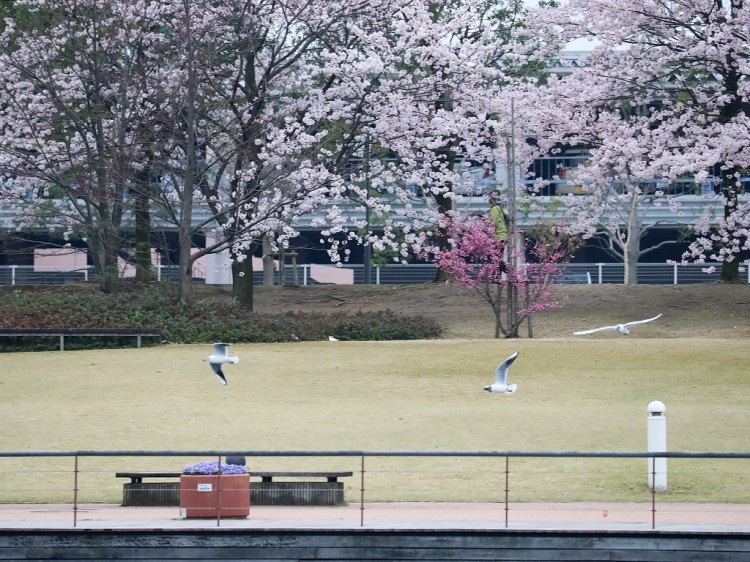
[647,400,667,492]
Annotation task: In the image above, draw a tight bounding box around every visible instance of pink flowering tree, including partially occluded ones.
[524,0,750,282]
[0,0,164,292]
[417,214,576,338]
[517,82,698,284]
[0,0,555,305]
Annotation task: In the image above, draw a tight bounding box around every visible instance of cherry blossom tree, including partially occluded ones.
[519,82,697,284]
[0,0,163,292]
[185,0,384,306]
[157,0,550,304]
[417,214,575,338]
[525,0,750,282]
[0,0,558,306]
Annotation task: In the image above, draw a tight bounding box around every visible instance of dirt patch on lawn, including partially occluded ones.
[198,282,750,340]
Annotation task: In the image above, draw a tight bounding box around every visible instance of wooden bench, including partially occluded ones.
[115,470,353,507]
[0,328,161,350]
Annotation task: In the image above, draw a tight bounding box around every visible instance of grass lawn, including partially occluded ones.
[0,338,748,504]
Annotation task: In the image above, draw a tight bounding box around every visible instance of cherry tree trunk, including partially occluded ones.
[232,248,256,310]
[720,168,741,283]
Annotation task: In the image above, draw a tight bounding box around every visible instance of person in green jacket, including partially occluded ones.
[487,190,509,240]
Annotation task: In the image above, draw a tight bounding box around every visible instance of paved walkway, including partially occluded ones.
[1,502,749,532]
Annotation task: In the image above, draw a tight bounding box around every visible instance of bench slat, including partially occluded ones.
[115,470,353,483]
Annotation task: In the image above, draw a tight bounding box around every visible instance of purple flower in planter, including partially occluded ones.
[183,460,248,475]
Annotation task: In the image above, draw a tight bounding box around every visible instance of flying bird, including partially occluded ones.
[204,342,239,385]
[484,351,519,394]
[573,314,662,336]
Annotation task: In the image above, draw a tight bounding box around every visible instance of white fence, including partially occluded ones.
[0,262,748,286]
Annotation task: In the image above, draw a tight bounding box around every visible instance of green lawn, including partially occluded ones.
[0,338,747,503]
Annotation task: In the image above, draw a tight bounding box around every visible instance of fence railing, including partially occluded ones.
[1,262,748,286]
[0,450,748,529]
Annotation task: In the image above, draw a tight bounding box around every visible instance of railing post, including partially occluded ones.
[303,264,308,286]
[10,265,16,286]
[597,263,603,284]
[504,455,510,528]
[360,455,366,527]
[651,459,657,529]
[673,263,678,285]
[73,455,79,528]
[375,266,380,285]
[216,455,222,527]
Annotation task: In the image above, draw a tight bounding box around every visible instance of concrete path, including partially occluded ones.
[1,502,749,532]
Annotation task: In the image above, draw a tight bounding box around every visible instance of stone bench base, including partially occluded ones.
[122,481,345,507]
[252,481,344,506]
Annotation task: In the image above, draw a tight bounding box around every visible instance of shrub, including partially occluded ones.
[0,285,442,350]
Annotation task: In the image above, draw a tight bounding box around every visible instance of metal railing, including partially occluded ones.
[1,261,747,286]
[0,450,748,529]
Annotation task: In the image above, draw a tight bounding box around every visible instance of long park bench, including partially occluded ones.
[0,328,161,350]
[115,470,353,507]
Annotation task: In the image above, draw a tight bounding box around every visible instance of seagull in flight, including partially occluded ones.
[204,343,239,385]
[484,351,519,394]
[573,314,662,336]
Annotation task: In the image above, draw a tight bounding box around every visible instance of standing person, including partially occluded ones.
[488,190,509,240]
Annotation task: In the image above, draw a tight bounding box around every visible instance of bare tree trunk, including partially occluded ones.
[720,167,741,283]
[175,1,198,303]
[623,185,641,285]
[493,283,503,339]
[262,236,275,286]
[87,222,120,294]
[232,247,256,310]
[432,184,454,283]
[624,242,639,284]
[432,91,455,283]
[134,166,153,285]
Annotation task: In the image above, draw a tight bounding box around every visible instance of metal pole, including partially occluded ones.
[504,455,509,528]
[73,455,79,528]
[216,455,222,527]
[507,98,519,334]
[363,133,372,285]
[651,460,657,529]
[359,455,366,527]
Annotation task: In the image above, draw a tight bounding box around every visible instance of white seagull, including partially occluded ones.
[328,336,339,342]
[573,313,662,336]
[484,351,519,394]
[204,342,239,385]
